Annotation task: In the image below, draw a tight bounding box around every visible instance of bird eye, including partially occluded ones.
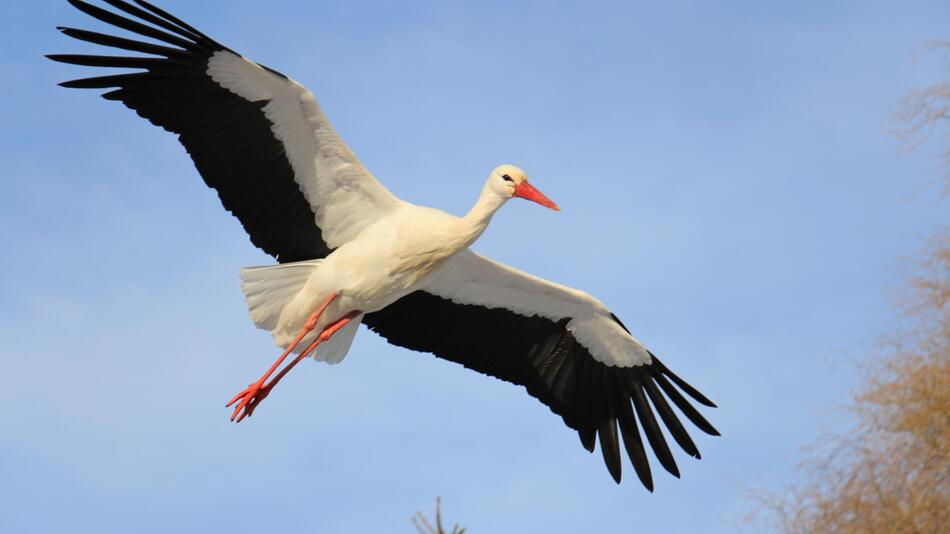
[502,174,513,182]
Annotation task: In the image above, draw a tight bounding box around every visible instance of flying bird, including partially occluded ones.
[49,0,719,489]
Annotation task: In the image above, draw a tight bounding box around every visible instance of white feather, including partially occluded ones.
[240,260,362,364]
[311,313,363,364]
[240,260,323,331]
[207,51,403,248]
[423,250,652,368]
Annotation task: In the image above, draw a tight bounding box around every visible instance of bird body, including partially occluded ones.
[246,169,523,358]
[50,0,719,489]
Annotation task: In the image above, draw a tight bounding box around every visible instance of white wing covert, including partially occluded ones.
[50,0,400,261]
[205,52,401,248]
[426,250,651,367]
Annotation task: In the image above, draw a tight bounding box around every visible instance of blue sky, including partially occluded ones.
[2,1,948,532]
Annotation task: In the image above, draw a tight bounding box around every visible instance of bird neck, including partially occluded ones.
[458,185,507,247]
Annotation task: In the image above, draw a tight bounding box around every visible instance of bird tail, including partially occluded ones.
[239,260,323,332]
[238,260,362,365]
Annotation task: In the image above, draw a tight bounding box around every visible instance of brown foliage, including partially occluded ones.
[744,42,950,534]
[892,41,950,194]
[745,238,950,534]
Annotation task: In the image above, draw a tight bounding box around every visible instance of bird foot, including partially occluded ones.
[224,305,361,424]
[227,379,271,422]
[224,293,340,423]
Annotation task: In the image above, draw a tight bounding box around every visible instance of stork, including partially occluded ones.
[49,0,719,489]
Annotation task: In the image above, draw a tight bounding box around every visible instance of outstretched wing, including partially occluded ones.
[363,250,719,489]
[49,0,401,262]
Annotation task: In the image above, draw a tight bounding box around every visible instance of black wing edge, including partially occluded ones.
[48,0,330,263]
[364,291,720,491]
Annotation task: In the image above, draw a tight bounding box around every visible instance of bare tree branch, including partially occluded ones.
[892,41,950,195]
[412,497,466,534]
[743,41,950,534]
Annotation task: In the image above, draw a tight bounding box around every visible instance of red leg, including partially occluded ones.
[226,293,337,421]
[228,308,361,423]
[237,310,361,420]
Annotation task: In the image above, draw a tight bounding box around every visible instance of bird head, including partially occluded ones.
[489,164,560,211]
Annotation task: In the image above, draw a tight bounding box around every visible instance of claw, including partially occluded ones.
[226,384,255,407]
[227,380,269,422]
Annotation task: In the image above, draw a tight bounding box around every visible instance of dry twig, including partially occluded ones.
[412,497,466,534]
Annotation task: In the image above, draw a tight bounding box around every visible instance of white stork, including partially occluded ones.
[49,0,719,489]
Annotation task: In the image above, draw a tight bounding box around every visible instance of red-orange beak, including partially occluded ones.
[513,181,560,211]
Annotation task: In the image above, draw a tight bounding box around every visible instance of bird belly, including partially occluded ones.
[332,253,444,312]
[299,254,424,313]
[273,220,461,342]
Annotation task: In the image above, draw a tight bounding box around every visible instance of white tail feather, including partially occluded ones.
[312,313,363,364]
[240,260,322,331]
[240,261,362,365]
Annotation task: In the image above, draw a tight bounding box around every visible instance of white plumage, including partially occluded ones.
[208,51,401,248]
[428,249,652,368]
[50,0,718,489]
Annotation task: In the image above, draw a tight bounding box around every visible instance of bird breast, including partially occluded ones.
[389,218,474,287]
[325,209,474,307]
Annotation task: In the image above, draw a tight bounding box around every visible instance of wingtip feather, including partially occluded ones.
[598,421,623,484]
[650,353,718,408]
[578,428,596,453]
